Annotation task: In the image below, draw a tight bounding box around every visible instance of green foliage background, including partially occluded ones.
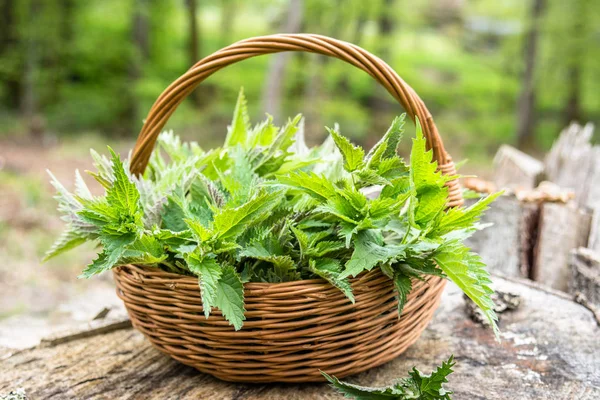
[0,0,599,161]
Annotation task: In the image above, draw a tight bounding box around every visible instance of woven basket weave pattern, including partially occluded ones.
[114,266,446,382]
[114,33,462,382]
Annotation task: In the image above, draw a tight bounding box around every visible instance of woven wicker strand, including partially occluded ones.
[112,33,461,383]
[114,266,445,382]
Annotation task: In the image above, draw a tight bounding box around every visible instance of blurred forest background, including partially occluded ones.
[0,0,599,347]
[1,0,599,154]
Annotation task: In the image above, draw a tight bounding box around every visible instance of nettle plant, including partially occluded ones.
[46,89,500,333]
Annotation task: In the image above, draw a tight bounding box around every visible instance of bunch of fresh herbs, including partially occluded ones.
[324,355,456,399]
[45,89,500,332]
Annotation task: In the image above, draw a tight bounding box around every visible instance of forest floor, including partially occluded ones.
[0,135,133,349]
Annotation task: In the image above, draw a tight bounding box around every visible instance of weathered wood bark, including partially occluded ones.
[545,123,600,252]
[493,145,544,190]
[465,195,533,278]
[262,0,303,122]
[1,277,598,399]
[544,123,596,206]
[569,247,600,306]
[532,203,592,291]
[516,0,545,149]
[590,211,600,252]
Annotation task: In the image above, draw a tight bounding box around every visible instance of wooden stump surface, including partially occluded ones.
[1,277,598,400]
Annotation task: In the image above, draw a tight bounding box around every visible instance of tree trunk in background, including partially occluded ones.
[186,0,202,107]
[366,0,396,142]
[0,0,22,110]
[22,0,39,124]
[516,0,545,150]
[123,0,150,135]
[262,0,303,122]
[46,0,75,105]
[562,0,587,126]
[336,6,368,95]
[220,0,236,48]
[304,0,344,137]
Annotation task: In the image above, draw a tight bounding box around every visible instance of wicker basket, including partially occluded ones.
[113,33,463,383]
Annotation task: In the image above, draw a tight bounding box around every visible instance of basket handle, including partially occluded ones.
[129,33,462,207]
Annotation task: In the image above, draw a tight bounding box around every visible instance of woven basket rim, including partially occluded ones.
[116,264,436,291]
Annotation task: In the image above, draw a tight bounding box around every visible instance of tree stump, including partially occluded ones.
[532,203,592,291]
[569,247,600,306]
[1,277,598,399]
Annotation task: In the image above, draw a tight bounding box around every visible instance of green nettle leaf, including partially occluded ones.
[328,127,365,172]
[323,355,455,400]
[309,258,354,303]
[79,232,135,279]
[240,242,299,282]
[225,88,251,147]
[215,265,246,330]
[366,114,405,168]
[278,171,337,201]
[408,119,452,227]
[431,191,503,237]
[341,230,407,279]
[393,273,412,316]
[187,254,222,318]
[434,241,498,336]
[106,147,141,217]
[43,229,86,262]
[46,93,499,335]
[213,190,284,240]
[120,234,168,265]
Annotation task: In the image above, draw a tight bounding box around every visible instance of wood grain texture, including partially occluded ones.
[493,144,544,190]
[569,247,600,306]
[1,277,598,400]
[532,203,592,290]
[465,195,535,278]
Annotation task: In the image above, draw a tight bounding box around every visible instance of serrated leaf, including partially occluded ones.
[309,258,354,303]
[106,147,140,216]
[306,241,346,257]
[434,241,498,337]
[186,254,222,318]
[431,191,503,237]
[120,234,168,265]
[215,265,246,330]
[225,88,251,147]
[366,114,405,168]
[213,190,284,241]
[240,242,299,282]
[340,230,407,279]
[79,231,135,278]
[410,356,455,399]
[322,372,402,399]
[393,272,412,316]
[278,171,337,201]
[43,229,86,262]
[323,355,455,400]
[328,127,365,172]
[74,169,93,199]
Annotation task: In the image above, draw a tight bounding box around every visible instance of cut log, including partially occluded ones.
[465,195,537,278]
[532,203,592,291]
[569,247,600,306]
[545,123,600,209]
[590,211,600,252]
[1,277,598,399]
[493,144,544,190]
[544,122,594,192]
